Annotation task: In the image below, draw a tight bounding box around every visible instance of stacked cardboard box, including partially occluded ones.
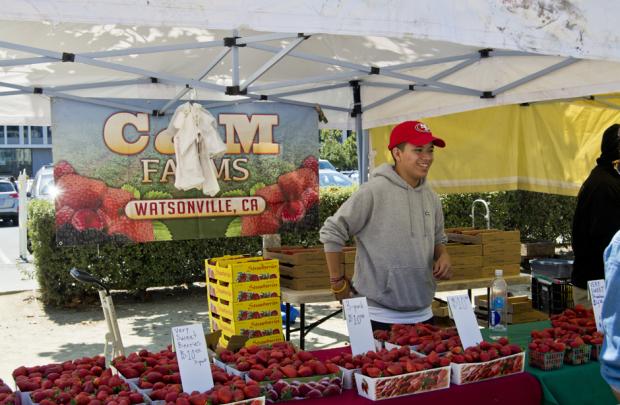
[206,256,283,347]
[474,295,549,324]
[447,228,521,278]
[264,246,356,290]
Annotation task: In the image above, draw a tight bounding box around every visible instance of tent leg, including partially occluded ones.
[351,81,367,184]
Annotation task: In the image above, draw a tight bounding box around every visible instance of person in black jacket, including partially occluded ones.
[571,124,620,307]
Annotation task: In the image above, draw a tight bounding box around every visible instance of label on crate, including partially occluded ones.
[171,324,214,393]
[588,279,605,332]
[447,294,483,349]
[209,296,281,321]
[206,257,279,283]
[343,297,375,355]
[210,313,282,336]
[207,278,280,302]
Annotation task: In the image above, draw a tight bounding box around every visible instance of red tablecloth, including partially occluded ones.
[280,347,542,405]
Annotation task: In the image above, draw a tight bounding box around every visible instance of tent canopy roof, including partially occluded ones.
[1,1,620,127]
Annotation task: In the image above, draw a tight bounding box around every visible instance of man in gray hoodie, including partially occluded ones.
[320,120,452,330]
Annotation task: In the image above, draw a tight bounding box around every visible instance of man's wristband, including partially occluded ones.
[329,275,345,283]
[331,279,348,294]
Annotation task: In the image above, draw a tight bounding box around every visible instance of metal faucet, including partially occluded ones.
[471,199,491,229]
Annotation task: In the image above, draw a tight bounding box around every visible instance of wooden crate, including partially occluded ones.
[280,275,330,290]
[451,264,484,280]
[521,242,555,257]
[482,252,522,267]
[475,295,532,313]
[482,242,521,256]
[432,300,449,317]
[448,229,520,245]
[481,263,521,277]
[451,255,483,267]
[264,247,325,265]
[446,243,483,257]
[278,263,328,278]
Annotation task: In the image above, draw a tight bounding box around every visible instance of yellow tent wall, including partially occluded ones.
[370,97,620,196]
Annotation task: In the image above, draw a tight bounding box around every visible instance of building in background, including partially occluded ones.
[0,125,52,177]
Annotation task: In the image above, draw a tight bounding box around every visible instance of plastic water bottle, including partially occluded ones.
[489,269,508,340]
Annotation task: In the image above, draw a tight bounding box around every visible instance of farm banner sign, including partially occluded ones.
[51,98,319,245]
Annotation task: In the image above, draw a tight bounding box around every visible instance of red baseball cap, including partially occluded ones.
[388,120,446,150]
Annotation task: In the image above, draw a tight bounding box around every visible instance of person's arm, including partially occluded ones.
[432,195,451,280]
[433,243,452,280]
[320,187,373,298]
[325,251,352,300]
[601,232,620,398]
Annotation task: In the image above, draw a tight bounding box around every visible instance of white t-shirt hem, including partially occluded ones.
[368,305,433,324]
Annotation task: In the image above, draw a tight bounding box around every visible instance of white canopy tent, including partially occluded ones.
[1,0,620,181]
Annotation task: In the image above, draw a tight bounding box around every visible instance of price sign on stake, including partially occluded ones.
[447,294,483,349]
[171,324,214,393]
[343,297,375,355]
[588,279,605,332]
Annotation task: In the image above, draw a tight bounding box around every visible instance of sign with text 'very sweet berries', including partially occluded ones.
[172,323,214,393]
[51,98,319,245]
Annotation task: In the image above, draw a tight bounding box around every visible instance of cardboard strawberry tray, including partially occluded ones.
[249,373,343,402]
[336,365,361,390]
[451,352,525,385]
[354,366,450,401]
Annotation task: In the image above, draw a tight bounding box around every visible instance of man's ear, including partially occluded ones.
[391,148,400,163]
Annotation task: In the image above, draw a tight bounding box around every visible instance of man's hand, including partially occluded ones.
[331,276,355,301]
[433,252,452,280]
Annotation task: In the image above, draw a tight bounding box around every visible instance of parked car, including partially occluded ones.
[319,159,337,171]
[30,164,57,201]
[341,170,360,182]
[0,179,19,225]
[319,169,355,188]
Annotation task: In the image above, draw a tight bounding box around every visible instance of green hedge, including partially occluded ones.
[29,188,574,306]
[441,191,576,243]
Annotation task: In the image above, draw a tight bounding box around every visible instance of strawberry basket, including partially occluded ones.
[528,350,564,371]
[590,344,603,361]
[564,345,591,365]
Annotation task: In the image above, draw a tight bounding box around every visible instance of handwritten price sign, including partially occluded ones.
[172,324,214,393]
[447,294,483,349]
[588,279,605,332]
[343,297,375,355]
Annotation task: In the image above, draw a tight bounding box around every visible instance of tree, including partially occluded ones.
[319,129,358,171]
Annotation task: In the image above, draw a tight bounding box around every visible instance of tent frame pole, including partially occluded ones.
[159,47,231,114]
[240,35,308,91]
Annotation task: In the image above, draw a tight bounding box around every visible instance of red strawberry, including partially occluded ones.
[279,201,305,223]
[297,167,318,190]
[255,184,284,204]
[97,209,112,228]
[301,187,319,209]
[72,209,105,231]
[101,188,133,218]
[278,168,317,200]
[108,217,134,239]
[301,155,318,172]
[57,174,107,209]
[56,206,75,227]
[54,160,75,179]
[241,210,281,236]
[132,220,154,242]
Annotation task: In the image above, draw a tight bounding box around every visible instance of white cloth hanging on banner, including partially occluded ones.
[168,102,227,196]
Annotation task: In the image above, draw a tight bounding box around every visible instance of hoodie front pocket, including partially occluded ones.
[383,266,434,311]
